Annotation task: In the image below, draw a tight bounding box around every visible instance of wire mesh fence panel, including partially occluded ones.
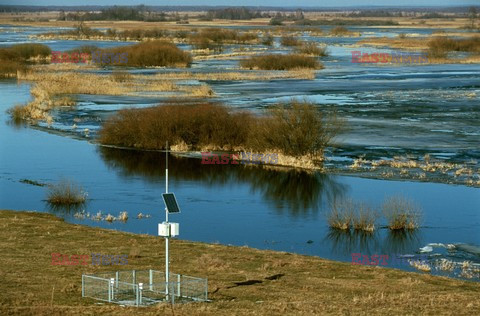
[114,281,139,305]
[82,276,110,302]
[180,276,208,301]
[82,270,207,306]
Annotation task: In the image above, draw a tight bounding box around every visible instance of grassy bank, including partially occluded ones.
[1,210,479,315]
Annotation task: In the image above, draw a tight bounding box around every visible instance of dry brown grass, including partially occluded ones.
[383,196,422,230]
[47,179,86,205]
[10,70,213,122]
[240,54,323,70]
[1,210,480,315]
[149,70,315,80]
[295,42,329,57]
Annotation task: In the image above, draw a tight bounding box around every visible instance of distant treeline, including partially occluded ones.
[0,5,478,13]
[199,7,265,20]
[294,19,399,26]
[58,5,187,22]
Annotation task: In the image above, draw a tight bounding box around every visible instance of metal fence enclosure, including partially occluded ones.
[82,269,208,306]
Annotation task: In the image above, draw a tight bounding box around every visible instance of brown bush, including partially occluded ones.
[188,28,258,51]
[428,36,480,58]
[295,42,328,56]
[99,102,253,151]
[101,40,192,67]
[330,26,350,36]
[240,54,322,70]
[99,100,341,160]
[280,36,302,47]
[252,100,342,157]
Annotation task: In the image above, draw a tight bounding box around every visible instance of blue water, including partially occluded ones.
[0,25,479,279]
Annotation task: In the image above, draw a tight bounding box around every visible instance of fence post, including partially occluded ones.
[205,278,208,301]
[149,269,153,291]
[116,271,119,289]
[177,274,181,298]
[135,284,139,306]
[82,275,85,297]
[132,270,136,292]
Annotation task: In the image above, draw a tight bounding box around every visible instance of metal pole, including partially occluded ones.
[165,141,169,300]
[149,269,153,291]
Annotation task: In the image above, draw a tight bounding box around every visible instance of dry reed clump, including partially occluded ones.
[0,43,51,77]
[10,71,209,122]
[46,179,87,205]
[382,196,421,230]
[111,70,133,82]
[101,40,192,67]
[351,202,377,232]
[295,42,329,57]
[188,28,258,51]
[428,36,480,59]
[329,26,351,36]
[327,199,354,230]
[409,260,431,272]
[190,84,215,97]
[327,198,377,232]
[436,258,456,272]
[240,54,323,70]
[280,36,302,47]
[150,70,315,81]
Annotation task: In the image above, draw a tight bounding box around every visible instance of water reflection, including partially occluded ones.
[46,202,86,214]
[381,230,422,255]
[98,146,347,214]
[323,229,381,256]
[323,228,422,257]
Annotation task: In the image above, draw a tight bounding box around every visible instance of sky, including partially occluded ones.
[0,0,478,7]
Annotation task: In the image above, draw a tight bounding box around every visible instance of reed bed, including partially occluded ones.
[382,196,422,230]
[240,54,323,70]
[47,179,86,205]
[295,42,329,57]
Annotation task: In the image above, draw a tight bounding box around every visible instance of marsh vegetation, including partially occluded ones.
[240,54,323,70]
[99,100,341,164]
[46,179,86,205]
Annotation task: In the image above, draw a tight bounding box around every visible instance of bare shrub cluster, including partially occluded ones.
[327,195,422,232]
[99,100,341,161]
[428,36,480,58]
[47,179,87,205]
[240,54,323,70]
[102,40,192,67]
[295,42,328,57]
[382,196,422,230]
[0,43,50,77]
[189,28,258,51]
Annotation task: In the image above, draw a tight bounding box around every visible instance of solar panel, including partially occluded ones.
[162,193,180,213]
